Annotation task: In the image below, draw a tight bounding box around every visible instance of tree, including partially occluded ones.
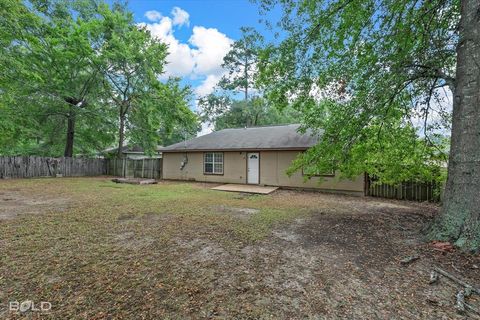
[430,0,480,250]
[198,27,297,130]
[219,27,264,101]
[0,0,39,154]
[0,0,115,156]
[1,1,197,157]
[97,5,168,158]
[199,95,299,130]
[257,0,480,250]
[129,78,199,151]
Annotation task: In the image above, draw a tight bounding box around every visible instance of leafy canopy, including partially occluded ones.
[0,0,198,156]
[199,26,298,130]
[257,0,457,183]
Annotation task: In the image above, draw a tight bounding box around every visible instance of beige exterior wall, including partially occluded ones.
[162,151,247,184]
[162,151,365,195]
[259,151,364,194]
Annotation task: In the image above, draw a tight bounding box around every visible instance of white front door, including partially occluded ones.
[247,153,260,184]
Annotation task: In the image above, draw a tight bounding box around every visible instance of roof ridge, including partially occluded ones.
[220,123,300,131]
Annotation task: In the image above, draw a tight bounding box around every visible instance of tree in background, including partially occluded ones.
[0,0,40,153]
[257,0,479,251]
[218,27,264,101]
[199,95,299,131]
[129,78,199,152]
[0,0,198,157]
[0,0,115,157]
[97,5,169,158]
[199,27,298,130]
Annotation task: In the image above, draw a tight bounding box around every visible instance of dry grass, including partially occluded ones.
[0,177,479,319]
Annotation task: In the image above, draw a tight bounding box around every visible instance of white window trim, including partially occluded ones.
[204,152,224,175]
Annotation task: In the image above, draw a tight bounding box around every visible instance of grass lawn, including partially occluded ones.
[0,177,479,319]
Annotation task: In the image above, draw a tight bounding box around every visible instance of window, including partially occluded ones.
[204,152,223,175]
[300,151,335,177]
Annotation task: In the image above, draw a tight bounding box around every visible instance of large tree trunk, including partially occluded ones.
[117,113,125,159]
[64,111,75,157]
[428,0,480,251]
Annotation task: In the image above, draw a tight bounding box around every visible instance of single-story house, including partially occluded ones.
[161,124,365,196]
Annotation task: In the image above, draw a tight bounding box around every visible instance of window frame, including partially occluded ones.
[203,152,224,175]
[300,151,336,177]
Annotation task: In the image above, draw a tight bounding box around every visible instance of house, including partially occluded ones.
[102,145,163,159]
[161,124,365,196]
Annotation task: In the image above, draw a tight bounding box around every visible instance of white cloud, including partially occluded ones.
[189,26,233,76]
[195,74,223,97]
[139,16,195,78]
[141,9,233,85]
[171,7,190,27]
[139,17,171,39]
[145,10,162,22]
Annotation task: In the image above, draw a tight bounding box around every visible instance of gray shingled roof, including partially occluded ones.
[161,124,320,152]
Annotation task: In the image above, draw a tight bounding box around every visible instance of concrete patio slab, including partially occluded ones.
[211,184,278,194]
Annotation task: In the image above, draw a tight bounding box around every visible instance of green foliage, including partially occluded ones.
[199,26,297,130]
[257,0,457,184]
[218,27,264,99]
[212,97,299,131]
[0,0,116,156]
[0,0,198,156]
[96,4,168,156]
[199,94,299,130]
[129,79,199,152]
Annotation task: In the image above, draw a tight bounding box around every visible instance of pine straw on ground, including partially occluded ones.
[0,177,479,319]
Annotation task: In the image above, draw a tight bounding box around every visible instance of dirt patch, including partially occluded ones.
[117,212,173,223]
[140,212,173,222]
[213,205,260,219]
[0,191,70,220]
[112,231,155,249]
[176,238,231,264]
[297,213,402,268]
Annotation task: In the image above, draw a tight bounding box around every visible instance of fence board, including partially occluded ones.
[366,174,441,202]
[0,156,106,179]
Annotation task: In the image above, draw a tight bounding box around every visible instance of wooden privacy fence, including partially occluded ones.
[366,175,442,202]
[0,156,106,179]
[106,158,162,179]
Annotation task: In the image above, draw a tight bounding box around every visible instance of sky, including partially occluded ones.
[125,0,277,134]
[122,1,452,138]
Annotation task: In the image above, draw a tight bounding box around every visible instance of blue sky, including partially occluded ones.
[130,0,268,40]
[126,0,277,110]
